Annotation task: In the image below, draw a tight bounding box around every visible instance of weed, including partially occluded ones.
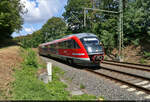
[80,84,85,89]
[143,51,150,59]
[22,48,39,68]
[70,94,96,100]
[139,58,147,64]
[104,56,108,60]
[98,96,105,101]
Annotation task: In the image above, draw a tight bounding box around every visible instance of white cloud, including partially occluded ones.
[24,26,35,33]
[20,0,67,23]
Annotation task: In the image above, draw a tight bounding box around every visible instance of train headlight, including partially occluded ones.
[88,47,92,52]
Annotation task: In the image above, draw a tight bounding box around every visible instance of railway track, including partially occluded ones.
[41,56,150,99]
[102,60,150,72]
[85,65,150,97]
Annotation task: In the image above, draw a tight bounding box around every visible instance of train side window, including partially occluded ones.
[67,40,73,49]
[66,41,69,49]
[60,41,66,49]
[54,44,56,48]
[51,44,53,48]
[58,42,60,49]
[56,40,80,49]
[72,39,80,49]
[43,45,48,50]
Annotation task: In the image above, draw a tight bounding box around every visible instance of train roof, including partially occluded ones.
[39,33,97,46]
[63,33,97,39]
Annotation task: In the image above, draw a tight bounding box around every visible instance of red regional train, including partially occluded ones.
[38,33,105,66]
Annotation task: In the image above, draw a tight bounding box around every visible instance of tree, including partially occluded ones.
[0,0,24,41]
[41,17,67,42]
[63,0,92,33]
[123,0,150,46]
[63,0,119,54]
[17,17,67,48]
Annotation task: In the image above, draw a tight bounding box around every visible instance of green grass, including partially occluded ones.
[139,58,147,64]
[71,94,96,100]
[143,51,150,59]
[11,48,97,100]
[80,83,85,89]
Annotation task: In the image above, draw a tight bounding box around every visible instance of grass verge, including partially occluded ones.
[11,48,97,100]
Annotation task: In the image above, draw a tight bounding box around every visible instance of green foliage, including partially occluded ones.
[12,66,70,100]
[63,0,150,55]
[0,0,25,41]
[41,17,67,42]
[70,94,96,100]
[143,51,150,59]
[18,17,67,48]
[17,30,43,48]
[14,0,150,56]
[12,48,70,100]
[12,48,97,100]
[104,56,108,60]
[99,30,115,54]
[139,58,147,64]
[63,0,92,33]
[21,48,38,68]
[123,0,150,46]
[80,83,85,89]
[63,0,118,54]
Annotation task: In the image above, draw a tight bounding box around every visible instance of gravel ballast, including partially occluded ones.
[102,63,150,79]
[41,56,149,100]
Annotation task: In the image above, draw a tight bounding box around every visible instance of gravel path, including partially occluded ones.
[41,56,150,100]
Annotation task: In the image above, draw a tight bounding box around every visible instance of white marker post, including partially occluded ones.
[47,62,52,82]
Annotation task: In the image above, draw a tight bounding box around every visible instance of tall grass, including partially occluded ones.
[12,48,97,100]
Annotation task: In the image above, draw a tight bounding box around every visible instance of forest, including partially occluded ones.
[1,0,150,58]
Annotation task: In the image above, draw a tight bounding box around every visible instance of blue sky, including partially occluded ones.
[12,0,68,37]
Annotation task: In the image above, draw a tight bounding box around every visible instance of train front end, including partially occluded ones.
[80,36,105,66]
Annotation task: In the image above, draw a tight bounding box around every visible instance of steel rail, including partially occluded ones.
[101,66,150,81]
[104,60,150,67]
[41,56,150,94]
[85,69,150,94]
[102,61,150,72]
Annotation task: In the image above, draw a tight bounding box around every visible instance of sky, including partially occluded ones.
[12,0,68,37]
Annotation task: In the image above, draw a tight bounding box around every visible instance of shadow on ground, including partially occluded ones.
[0,39,19,48]
[41,55,101,70]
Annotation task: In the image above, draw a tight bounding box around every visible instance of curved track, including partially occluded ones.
[102,60,150,72]
[41,55,150,96]
[85,68,150,94]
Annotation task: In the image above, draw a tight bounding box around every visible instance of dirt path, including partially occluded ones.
[0,46,22,99]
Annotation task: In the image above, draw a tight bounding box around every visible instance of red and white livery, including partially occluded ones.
[38,33,105,66]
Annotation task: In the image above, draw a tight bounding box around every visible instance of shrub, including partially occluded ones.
[80,84,85,89]
[22,48,38,68]
[143,51,150,59]
[139,58,147,64]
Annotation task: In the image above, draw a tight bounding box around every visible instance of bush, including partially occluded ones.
[80,84,85,89]
[139,58,147,64]
[143,51,150,59]
[22,48,38,68]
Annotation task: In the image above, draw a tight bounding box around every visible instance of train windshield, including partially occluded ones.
[82,38,99,45]
[80,37,103,54]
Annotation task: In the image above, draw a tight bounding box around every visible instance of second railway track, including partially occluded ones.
[102,60,150,72]
[41,56,150,99]
[85,67,150,95]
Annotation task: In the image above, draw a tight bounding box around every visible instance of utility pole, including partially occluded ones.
[84,9,86,27]
[118,0,123,61]
[84,0,124,62]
